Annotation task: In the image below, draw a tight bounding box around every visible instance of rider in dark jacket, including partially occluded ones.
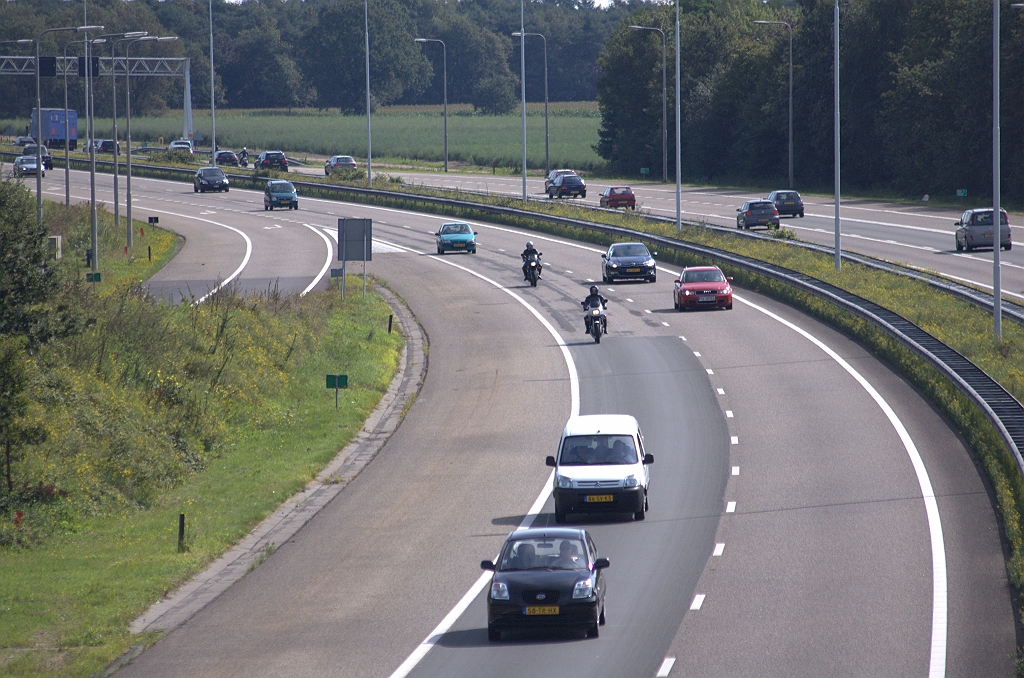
[521,241,542,280]
[581,285,609,333]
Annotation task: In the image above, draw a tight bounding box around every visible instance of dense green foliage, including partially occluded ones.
[0,0,628,118]
[597,0,1024,204]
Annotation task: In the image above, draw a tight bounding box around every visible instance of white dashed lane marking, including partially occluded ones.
[726,501,736,513]
[726,410,733,417]
[661,321,670,327]
[732,466,739,476]
[713,543,725,556]
[693,352,701,357]
[656,657,677,677]
[731,436,738,445]
[706,369,714,375]
[717,388,725,395]
[690,595,706,610]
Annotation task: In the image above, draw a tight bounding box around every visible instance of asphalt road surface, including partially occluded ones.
[41,170,1017,676]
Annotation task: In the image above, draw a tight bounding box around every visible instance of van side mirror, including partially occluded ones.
[727,277,734,282]
[601,254,606,259]
[593,558,610,569]
[643,454,654,465]
[481,560,495,571]
[546,455,556,467]
[474,232,478,235]
[954,221,961,227]
[434,232,440,236]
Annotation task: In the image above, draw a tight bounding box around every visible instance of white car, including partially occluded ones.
[168,139,194,154]
[546,414,653,523]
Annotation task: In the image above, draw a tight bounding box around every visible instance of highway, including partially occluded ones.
[42,169,1015,676]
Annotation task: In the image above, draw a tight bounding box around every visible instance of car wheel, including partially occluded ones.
[955,238,963,252]
[634,508,646,521]
[599,606,606,626]
[726,302,733,310]
[225,188,229,193]
[554,508,566,524]
[965,242,972,252]
[1006,242,1012,251]
[581,192,587,199]
[648,276,656,284]
[586,621,600,639]
[799,211,805,217]
[436,246,442,255]
[488,625,501,642]
[737,219,742,229]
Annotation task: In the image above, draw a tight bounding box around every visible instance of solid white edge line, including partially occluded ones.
[300,224,333,296]
[656,657,676,677]
[734,293,947,678]
[379,237,577,678]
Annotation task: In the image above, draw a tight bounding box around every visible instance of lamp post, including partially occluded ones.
[62,38,90,206]
[629,25,666,184]
[36,26,95,228]
[675,0,681,232]
[833,0,841,272]
[754,20,793,189]
[365,0,372,186]
[415,38,447,172]
[125,36,176,247]
[108,33,148,234]
[519,0,527,200]
[208,0,216,164]
[994,1,1003,337]
[513,31,549,176]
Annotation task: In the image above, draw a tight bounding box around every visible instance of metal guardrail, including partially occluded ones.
[6,149,1024,477]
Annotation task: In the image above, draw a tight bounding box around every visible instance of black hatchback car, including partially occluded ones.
[736,200,780,230]
[482,528,609,641]
[548,174,586,199]
[255,150,288,172]
[766,190,804,218]
[602,241,656,283]
[193,167,229,193]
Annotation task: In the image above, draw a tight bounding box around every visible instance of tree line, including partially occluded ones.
[598,0,1024,205]
[0,0,630,118]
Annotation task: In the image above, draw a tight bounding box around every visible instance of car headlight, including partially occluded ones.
[645,259,656,267]
[610,263,618,268]
[491,581,509,600]
[573,577,594,599]
[623,475,638,488]
[556,474,571,489]
[684,289,694,296]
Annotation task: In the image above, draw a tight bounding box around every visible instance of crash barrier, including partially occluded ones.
[7,149,1023,478]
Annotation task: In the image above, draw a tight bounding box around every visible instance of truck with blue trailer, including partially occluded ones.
[30,108,78,150]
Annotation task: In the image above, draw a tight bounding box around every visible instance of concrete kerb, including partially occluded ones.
[125,284,427,637]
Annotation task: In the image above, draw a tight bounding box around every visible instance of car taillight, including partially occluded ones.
[773,208,779,215]
[746,210,753,216]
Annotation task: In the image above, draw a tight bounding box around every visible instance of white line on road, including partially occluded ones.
[731,467,739,476]
[693,351,702,357]
[726,502,736,513]
[656,657,676,676]
[661,321,670,327]
[627,298,635,303]
[731,436,738,445]
[713,543,725,556]
[725,410,733,417]
[717,388,724,394]
[706,369,714,375]
[690,595,706,610]
[300,225,333,296]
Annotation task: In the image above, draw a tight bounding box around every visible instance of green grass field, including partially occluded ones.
[1,103,604,172]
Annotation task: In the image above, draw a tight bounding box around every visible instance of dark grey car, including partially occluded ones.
[766,190,804,218]
[736,200,780,230]
[955,209,1011,252]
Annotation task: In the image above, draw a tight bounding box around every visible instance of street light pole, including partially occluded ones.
[629,25,667,183]
[109,33,147,235]
[993,0,1002,337]
[415,38,447,172]
[86,33,107,274]
[675,0,681,232]
[62,38,85,206]
[833,0,841,271]
[35,26,84,228]
[125,36,175,247]
[365,0,372,186]
[513,32,549,176]
[754,20,793,189]
[520,0,527,200]
[208,0,216,164]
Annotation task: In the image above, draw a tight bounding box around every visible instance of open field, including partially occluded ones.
[0,103,604,172]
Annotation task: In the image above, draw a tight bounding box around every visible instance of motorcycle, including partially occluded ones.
[524,252,542,287]
[585,300,607,344]
[239,155,249,168]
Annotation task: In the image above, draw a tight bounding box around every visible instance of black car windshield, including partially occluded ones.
[499,537,589,571]
[751,202,774,209]
[562,176,583,185]
[609,244,649,258]
[973,211,1009,226]
[201,169,225,178]
[684,270,724,282]
[440,223,472,235]
[269,181,295,192]
[559,434,637,465]
[265,152,284,159]
[775,192,798,200]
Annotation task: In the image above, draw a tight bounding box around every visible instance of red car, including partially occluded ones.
[600,186,636,210]
[673,266,733,311]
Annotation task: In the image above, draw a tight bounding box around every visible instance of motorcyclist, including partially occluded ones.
[239,147,249,165]
[521,241,542,280]
[581,285,608,334]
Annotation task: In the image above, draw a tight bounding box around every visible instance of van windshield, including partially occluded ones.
[559,434,637,465]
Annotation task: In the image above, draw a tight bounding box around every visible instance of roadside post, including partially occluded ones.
[337,218,373,299]
[177,513,185,552]
[641,167,649,179]
[957,188,967,210]
[326,374,349,409]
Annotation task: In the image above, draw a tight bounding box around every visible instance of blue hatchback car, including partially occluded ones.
[264,180,298,210]
[435,221,478,254]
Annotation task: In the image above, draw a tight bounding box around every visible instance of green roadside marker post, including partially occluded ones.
[640,167,650,178]
[326,374,349,409]
[956,188,967,210]
[86,272,101,288]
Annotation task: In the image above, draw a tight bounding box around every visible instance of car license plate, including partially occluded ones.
[281,200,291,205]
[454,243,465,247]
[785,201,794,205]
[626,268,641,273]
[698,295,716,302]
[585,494,614,503]
[525,606,560,615]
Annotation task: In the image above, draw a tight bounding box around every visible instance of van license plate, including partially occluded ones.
[585,494,613,502]
[525,606,559,615]
[454,243,465,247]
[626,268,641,273]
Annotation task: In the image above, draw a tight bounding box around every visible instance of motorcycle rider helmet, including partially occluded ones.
[590,285,598,295]
[526,241,534,249]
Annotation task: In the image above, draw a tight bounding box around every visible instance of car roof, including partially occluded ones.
[683,265,721,272]
[507,527,587,542]
[562,414,639,437]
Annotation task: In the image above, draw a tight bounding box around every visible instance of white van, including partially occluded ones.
[545,414,653,522]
